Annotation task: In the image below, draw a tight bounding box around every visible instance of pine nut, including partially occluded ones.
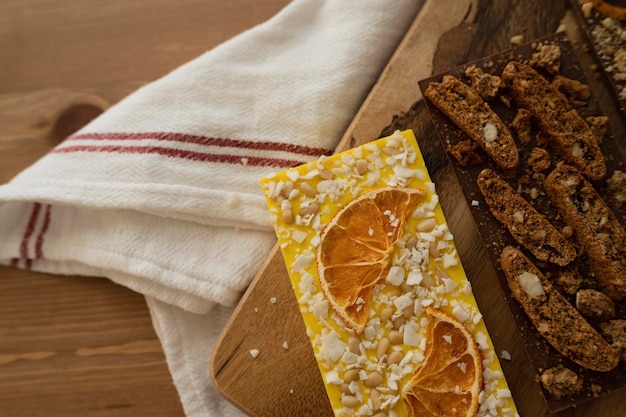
[429,241,441,258]
[387,350,404,365]
[417,218,437,232]
[348,336,360,355]
[370,388,381,411]
[405,236,418,249]
[343,368,359,382]
[436,266,448,280]
[387,288,401,299]
[299,203,319,216]
[281,181,294,198]
[339,383,352,395]
[355,159,369,175]
[282,209,294,224]
[341,395,360,408]
[318,169,334,180]
[300,182,317,197]
[389,330,403,344]
[421,272,435,288]
[364,371,384,387]
[376,337,390,358]
[380,307,393,322]
[392,316,406,330]
[382,146,401,155]
[363,371,384,388]
[402,305,414,318]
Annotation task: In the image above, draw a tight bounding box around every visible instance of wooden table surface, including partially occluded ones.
[0,1,288,416]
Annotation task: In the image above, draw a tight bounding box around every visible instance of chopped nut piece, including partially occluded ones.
[510,35,524,46]
[464,64,505,100]
[509,108,533,146]
[600,320,626,368]
[607,170,626,208]
[530,44,561,75]
[447,139,482,167]
[585,115,609,144]
[555,267,583,295]
[527,147,551,172]
[540,365,584,400]
[552,75,590,106]
[576,288,616,320]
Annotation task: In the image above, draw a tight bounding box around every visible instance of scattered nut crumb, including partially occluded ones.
[510,108,532,145]
[465,65,505,100]
[591,383,603,398]
[576,289,616,320]
[552,75,590,106]
[447,139,483,167]
[510,35,524,46]
[250,349,260,359]
[607,170,626,208]
[555,267,583,295]
[530,44,561,75]
[581,2,593,18]
[540,365,584,400]
[586,115,609,144]
[600,320,626,368]
[527,147,551,172]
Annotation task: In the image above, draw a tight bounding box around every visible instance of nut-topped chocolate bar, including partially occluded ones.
[261,130,518,417]
[419,32,626,412]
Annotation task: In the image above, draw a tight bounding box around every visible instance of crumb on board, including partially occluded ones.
[576,288,616,320]
[530,44,561,75]
[586,115,609,144]
[540,365,584,400]
[509,108,532,146]
[527,147,551,172]
[447,139,483,167]
[510,35,524,46]
[607,170,626,208]
[600,319,626,368]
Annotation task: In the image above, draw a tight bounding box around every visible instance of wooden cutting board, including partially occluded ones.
[210,1,624,416]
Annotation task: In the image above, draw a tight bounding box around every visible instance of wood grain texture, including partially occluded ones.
[0,0,288,93]
[211,0,626,416]
[0,268,178,417]
[0,0,289,416]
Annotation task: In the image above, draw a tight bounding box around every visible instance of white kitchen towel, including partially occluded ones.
[0,0,424,415]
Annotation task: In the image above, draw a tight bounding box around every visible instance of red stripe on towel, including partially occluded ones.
[19,202,42,269]
[68,132,333,158]
[52,145,306,168]
[35,205,52,259]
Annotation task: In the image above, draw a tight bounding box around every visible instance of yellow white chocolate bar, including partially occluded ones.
[260,130,518,417]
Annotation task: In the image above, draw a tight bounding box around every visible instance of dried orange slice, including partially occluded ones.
[316,186,424,333]
[403,307,483,417]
